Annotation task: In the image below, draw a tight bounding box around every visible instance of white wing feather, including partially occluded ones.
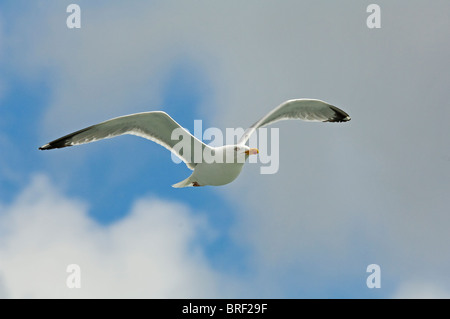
[238,99,350,145]
[39,111,209,170]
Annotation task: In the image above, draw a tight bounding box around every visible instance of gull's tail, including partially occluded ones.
[172,174,203,188]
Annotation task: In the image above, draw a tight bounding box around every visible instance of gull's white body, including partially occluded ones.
[39,99,350,187]
[173,145,247,187]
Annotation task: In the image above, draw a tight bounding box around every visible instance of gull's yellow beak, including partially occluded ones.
[245,148,259,155]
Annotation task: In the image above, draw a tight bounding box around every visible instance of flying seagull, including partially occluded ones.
[39,99,350,187]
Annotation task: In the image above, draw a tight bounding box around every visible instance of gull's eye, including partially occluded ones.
[234,147,239,152]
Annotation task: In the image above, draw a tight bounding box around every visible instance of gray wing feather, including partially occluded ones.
[238,99,350,145]
[39,111,208,170]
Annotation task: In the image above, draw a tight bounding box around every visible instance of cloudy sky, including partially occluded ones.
[1,0,450,298]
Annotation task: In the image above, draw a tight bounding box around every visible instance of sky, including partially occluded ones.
[0,0,450,298]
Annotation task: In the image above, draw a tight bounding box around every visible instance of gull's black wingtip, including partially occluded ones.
[38,126,91,151]
[39,144,49,150]
[38,141,72,150]
[325,106,351,123]
[328,115,351,123]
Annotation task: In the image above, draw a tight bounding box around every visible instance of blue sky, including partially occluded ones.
[1,1,450,298]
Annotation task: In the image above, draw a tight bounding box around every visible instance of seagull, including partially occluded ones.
[39,99,350,187]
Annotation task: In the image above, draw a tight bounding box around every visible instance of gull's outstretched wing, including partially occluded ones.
[238,99,351,145]
[39,111,209,170]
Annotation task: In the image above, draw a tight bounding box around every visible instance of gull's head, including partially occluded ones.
[218,145,259,164]
[231,145,259,162]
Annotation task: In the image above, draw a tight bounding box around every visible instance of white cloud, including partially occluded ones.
[392,282,450,299]
[0,174,229,298]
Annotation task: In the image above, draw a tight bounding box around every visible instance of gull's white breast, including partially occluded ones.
[193,162,245,186]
